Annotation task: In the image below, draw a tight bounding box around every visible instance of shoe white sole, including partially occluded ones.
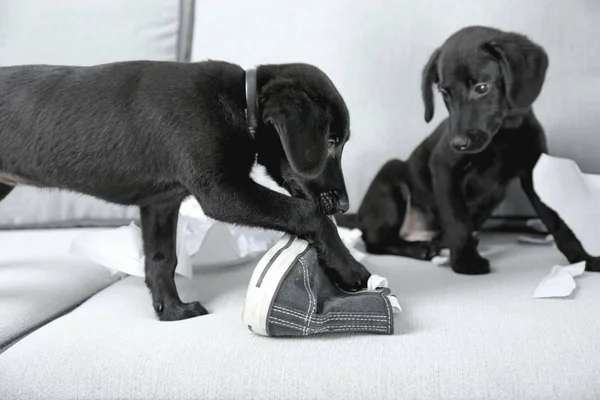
[242,234,310,336]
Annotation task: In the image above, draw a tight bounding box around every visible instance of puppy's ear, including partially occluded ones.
[485,33,548,109]
[262,83,329,178]
[422,48,441,123]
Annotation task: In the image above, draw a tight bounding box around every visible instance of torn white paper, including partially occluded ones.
[526,218,549,233]
[518,218,554,245]
[69,207,364,279]
[179,197,283,260]
[69,199,283,278]
[533,154,600,256]
[532,261,585,299]
[68,164,288,277]
[337,226,367,261]
[69,221,194,278]
[518,234,554,245]
[367,274,388,290]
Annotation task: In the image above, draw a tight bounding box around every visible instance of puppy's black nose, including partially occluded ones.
[451,136,470,151]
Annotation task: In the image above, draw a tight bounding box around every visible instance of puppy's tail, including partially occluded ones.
[333,213,359,229]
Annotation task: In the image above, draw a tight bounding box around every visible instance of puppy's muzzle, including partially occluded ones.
[451,130,490,153]
[318,190,349,215]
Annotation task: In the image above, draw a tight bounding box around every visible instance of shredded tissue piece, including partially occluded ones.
[532,262,585,299]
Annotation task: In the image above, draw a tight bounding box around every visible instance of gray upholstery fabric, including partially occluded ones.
[2,233,600,399]
[0,229,120,351]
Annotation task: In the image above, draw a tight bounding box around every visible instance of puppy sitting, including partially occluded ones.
[337,26,600,274]
[0,61,370,320]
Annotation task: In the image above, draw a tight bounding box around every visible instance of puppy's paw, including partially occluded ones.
[586,257,600,272]
[327,257,371,292]
[451,249,490,275]
[156,300,208,321]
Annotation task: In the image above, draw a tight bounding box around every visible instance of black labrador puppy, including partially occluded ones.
[0,61,370,320]
[336,26,600,274]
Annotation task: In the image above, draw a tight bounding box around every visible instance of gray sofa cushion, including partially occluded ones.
[192,0,600,218]
[0,229,120,351]
[2,233,599,399]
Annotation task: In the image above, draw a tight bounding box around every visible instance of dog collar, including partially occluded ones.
[245,68,259,137]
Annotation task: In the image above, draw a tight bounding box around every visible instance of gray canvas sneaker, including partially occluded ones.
[242,234,401,337]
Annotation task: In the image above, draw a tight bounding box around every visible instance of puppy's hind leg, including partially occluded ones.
[141,202,208,321]
[360,160,438,260]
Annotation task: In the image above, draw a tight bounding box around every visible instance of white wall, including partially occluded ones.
[196,0,598,213]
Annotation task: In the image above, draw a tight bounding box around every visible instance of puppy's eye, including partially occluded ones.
[437,87,450,100]
[328,138,339,151]
[474,83,491,95]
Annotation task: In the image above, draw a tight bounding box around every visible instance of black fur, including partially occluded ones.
[337,26,600,274]
[0,60,370,321]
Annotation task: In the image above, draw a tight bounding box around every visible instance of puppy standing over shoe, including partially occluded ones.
[0,61,371,320]
[337,26,600,275]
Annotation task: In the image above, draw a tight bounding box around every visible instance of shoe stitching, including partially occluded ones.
[273,305,388,320]
[379,290,392,334]
[272,308,388,324]
[301,258,317,334]
[270,316,306,330]
[301,259,312,336]
[270,318,305,332]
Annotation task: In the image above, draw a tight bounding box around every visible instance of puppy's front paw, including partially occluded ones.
[326,257,371,292]
[586,257,600,272]
[156,300,208,321]
[451,249,490,275]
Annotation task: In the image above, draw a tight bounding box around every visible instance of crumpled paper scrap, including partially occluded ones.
[518,218,554,245]
[518,234,554,245]
[70,220,195,279]
[336,226,367,261]
[69,197,284,278]
[532,261,585,299]
[70,208,366,280]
